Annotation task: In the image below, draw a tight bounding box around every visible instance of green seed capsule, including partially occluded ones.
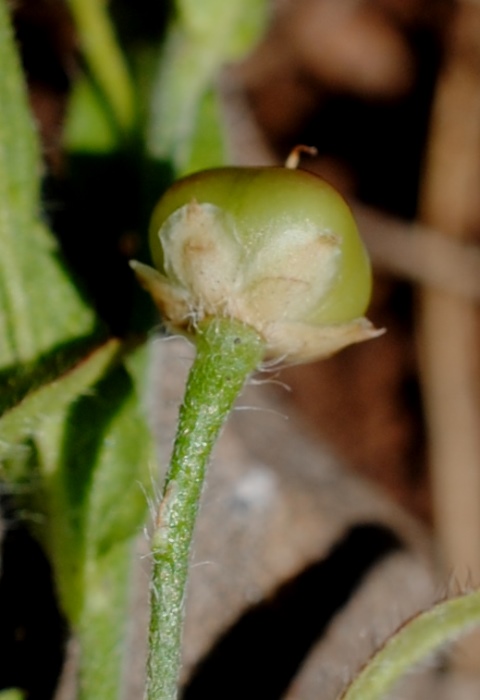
[131,166,382,363]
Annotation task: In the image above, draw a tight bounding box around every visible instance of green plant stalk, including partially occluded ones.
[146,316,264,700]
[340,588,480,700]
[77,542,134,700]
[66,0,135,136]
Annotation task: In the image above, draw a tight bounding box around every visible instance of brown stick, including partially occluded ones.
[417,1,480,672]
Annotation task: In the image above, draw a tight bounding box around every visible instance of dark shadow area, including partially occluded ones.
[46,152,174,337]
[292,23,444,221]
[60,364,132,524]
[182,524,401,700]
[0,332,107,417]
[0,505,67,699]
[48,152,143,336]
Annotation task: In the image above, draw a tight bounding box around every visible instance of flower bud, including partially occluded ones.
[131,166,382,363]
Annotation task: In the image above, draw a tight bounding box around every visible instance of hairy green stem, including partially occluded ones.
[146,317,264,700]
[340,588,480,700]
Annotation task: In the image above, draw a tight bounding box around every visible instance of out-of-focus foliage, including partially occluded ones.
[0,0,268,696]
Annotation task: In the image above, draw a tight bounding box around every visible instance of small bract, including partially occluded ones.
[131,166,382,363]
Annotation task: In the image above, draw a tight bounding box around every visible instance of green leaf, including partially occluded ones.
[77,539,138,700]
[185,87,227,174]
[32,352,153,619]
[341,588,480,700]
[0,340,122,481]
[0,0,98,373]
[5,344,157,700]
[65,0,136,138]
[0,4,153,698]
[147,0,269,174]
[0,0,38,222]
[177,0,268,58]
[0,690,25,700]
[63,74,121,154]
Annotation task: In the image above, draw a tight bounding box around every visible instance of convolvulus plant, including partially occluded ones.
[133,160,480,700]
[2,0,480,699]
[132,163,381,699]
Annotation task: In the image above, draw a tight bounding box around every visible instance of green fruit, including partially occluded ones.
[149,166,372,325]
[132,166,381,363]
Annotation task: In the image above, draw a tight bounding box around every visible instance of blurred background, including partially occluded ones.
[12,0,450,517]
[6,0,480,693]
[13,0,480,580]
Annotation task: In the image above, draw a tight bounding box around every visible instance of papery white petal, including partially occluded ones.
[242,225,342,321]
[129,260,191,325]
[262,317,385,363]
[242,277,312,323]
[158,201,243,312]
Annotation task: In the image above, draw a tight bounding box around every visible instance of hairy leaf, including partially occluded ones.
[0,0,98,377]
